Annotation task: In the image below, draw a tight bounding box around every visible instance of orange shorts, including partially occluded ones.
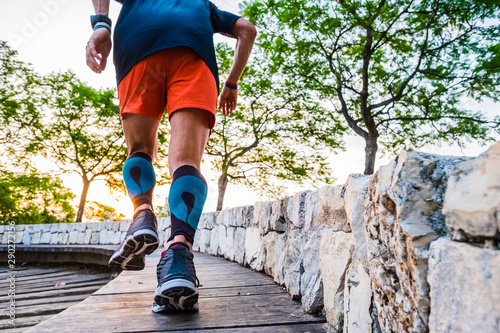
[117,47,218,128]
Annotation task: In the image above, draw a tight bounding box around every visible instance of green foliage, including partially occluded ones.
[84,201,125,222]
[0,41,43,166]
[207,44,345,209]
[0,169,75,224]
[244,0,500,173]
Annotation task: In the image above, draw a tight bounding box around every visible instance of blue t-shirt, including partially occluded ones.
[113,0,239,91]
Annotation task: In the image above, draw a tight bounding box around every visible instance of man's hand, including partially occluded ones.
[218,86,238,115]
[86,28,111,73]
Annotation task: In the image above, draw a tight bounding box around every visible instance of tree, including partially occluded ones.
[244,0,500,174]
[0,41,42,157]
[0,169,75,224]
[24,71,170,222]
[84,201,125,222]
[206,44,345,210]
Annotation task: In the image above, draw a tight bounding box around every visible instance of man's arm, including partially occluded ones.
[86,0,112,73]
[218,18,257,116]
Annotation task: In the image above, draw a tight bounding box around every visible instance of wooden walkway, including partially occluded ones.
[0,263,113,332]
[24,251,327,332]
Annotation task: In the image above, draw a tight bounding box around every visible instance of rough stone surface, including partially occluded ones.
[428,238,500,333]
[287,191,311,228]
[365,150,466,333]
[344,174,370,266]
[281,229,305,298]
[198,212,217,230]
[343,258,374,333]
[31,232,41,244]
[443,142,500,241]
[40,232,52,244]
[319,229,355,330]
[90,231,99,245]
[300,230,323,313]
[68,230,78,244]
[244,227,263,271]
[255,201,273,234]
[233,227,246,265]
[305,185,349,232]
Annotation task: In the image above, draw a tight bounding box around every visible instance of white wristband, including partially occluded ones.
[94,22,111,32]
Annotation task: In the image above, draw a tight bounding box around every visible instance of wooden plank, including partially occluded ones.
[0,301,80,320]
[0,285,103,302]
[182,322,329,333]
[14,279,111,296]
[10,275,111,289]
[24,296,325,333]
[0,314,56,331]
[14,293,95,308]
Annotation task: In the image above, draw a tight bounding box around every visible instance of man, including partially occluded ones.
[85,0,256,313]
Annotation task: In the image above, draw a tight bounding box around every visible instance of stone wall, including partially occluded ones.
[0,217,171,247]
[1,142,498,332]
[192,142,500,333]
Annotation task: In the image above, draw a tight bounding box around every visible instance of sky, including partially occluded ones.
[1,0,498,220]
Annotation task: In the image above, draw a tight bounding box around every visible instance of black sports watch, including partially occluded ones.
[90,14,112,32]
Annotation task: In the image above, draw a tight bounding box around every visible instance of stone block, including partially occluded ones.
[428,238,500,333]
[40,232,52,244]
[0,225,5,233]
[287,190,311,229]
[364,150,466,332]
[254,201,273,234]
[112,222,120,231]
[31,232,41,244]
[99,229,108,245]
[234,227,246,265]
[41,224,51,233]
[281,229,305,298]
[209,225,220,256]
[32,225,43,233]
[194,229,211,254]
[119,221,130,232]
[305,185,349,232]
[68,230,78,244]
[343,258,376,333]
[261,232,279,277]
[199,212,217,230]
[344,174,370,266]
[96,222,105,231]
[223,227,236,261]
[90,231,99,245]
[50,224,59,233]
[15,231,24,244]
[244,227,263,271]
[61,233,69,245]
[443,142,500,241]
[300,230,323,313]
[84,229,92,244]
[59,223,69,233]
[319,230,355,330]
[269,198,289,233]
[50,233,59,244]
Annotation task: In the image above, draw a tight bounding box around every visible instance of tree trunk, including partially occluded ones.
[76,178,91,222]
[216,173,229,211]
[364,137,378,175]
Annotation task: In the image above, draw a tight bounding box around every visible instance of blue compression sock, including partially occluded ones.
[123,152,156,210]
[168,165,207,244]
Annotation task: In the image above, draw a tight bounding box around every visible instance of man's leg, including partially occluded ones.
[153,108,211,313]
[165,108,211,251]
[108,114,161,270]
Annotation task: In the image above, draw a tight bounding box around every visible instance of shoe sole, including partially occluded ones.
[152,279,199,313]
[108,229,159,270]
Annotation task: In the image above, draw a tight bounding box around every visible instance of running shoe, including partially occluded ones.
[108,209,159,270]
[152,244,199,313]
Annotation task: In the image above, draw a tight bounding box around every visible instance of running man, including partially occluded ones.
[85,0,256,312]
